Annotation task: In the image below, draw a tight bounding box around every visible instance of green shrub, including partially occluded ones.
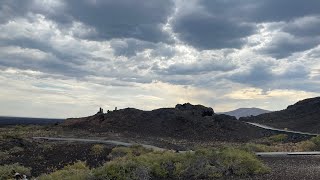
[1,134,22,140]
[241,143,274,152]
[94,147,269,179]
[95,151,180,179]
[134,151,183,178]
[310,136,320,150]
[42,144,54,151]
[267,134,288,143]
[174,150,223,179]
[217,147,269,176]
[296,140,316,151]
[91,144,105,156]
[35,146,269,180]
[0,163,31,180]
[0,151,11,160]
[108,145,152,160]
[293,136,320,151]
[9,146,24,154]
[93,158,151,180]
[38,161,92,180]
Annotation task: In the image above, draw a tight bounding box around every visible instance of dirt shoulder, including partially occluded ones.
[229,155,320,180]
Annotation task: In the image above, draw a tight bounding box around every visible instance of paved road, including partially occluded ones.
[33,136,320,158]
[256,151,320,157]
[256,155,320,180]
[32,137,166,151]
[245,122,319,136]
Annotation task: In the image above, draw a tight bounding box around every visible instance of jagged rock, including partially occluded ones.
[97,107,103,114]
[175,103,214,117]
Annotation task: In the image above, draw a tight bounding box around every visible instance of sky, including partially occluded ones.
[0,0,320,118]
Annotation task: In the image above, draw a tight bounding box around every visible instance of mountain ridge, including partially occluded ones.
[221,108,271,119]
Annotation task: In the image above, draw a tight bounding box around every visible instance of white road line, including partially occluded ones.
[256,151,320,157]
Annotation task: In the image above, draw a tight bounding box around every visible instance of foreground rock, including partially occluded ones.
[63,103,274,142]
[240,97,320,133]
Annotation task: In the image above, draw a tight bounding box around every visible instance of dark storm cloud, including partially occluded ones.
[110,39,177,58]
[229,63,274,87]
[1,0,319,87]
[258,34,319,59]
[279,64,310,80]
[172,13,256,49]
[259,16,320,58]
[199,0,320,23]
[0,0,175,43]
[0,0,30,23]
[2,0,319,59]
[0,47,89,78]
[228,62,317,91]
[0,38,90,65]
[57,0,175,43]
[172,0,320,57]
[171,0,259,50]
[150,44,176,58]
[282,16,320,37]
[154,60,236,75]
[245,0,320,22]
[110,39,155,57]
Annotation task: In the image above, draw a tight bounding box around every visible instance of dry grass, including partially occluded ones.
[90,144,105,156]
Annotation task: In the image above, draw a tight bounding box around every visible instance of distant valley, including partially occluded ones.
[0,116,64,125]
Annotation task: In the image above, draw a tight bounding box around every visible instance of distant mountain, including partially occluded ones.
[240,97,320,133]
[221,108,271,119]
[62,103,276,142]
[0,116,64,125]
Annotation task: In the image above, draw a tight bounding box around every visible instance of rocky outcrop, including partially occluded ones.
[175,103,214,117]
[97,107,103,114]
[240,97,320,133]
[63,103,275,142]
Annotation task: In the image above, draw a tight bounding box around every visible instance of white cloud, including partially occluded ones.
[0,0,320,117]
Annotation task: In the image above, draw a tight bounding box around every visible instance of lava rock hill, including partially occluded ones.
[63,103,274,142]
[240,97,320,133]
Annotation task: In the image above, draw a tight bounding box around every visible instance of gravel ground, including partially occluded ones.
[230,155,320,180]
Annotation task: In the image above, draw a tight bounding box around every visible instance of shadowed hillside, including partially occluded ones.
[240,97,320,133]
[63,103,276,142]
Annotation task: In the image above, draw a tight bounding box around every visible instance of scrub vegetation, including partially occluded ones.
[36,146,269,180]
[0,163,31,180]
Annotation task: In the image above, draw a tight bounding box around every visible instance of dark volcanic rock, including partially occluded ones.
[175,103,214,116]
[240,97,320,133]
[63,103,275,142]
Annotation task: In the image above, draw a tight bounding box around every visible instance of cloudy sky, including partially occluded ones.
[1,0,320,118]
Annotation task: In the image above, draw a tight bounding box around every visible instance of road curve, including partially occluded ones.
[33,137,320,157]
[245,122,319,136]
